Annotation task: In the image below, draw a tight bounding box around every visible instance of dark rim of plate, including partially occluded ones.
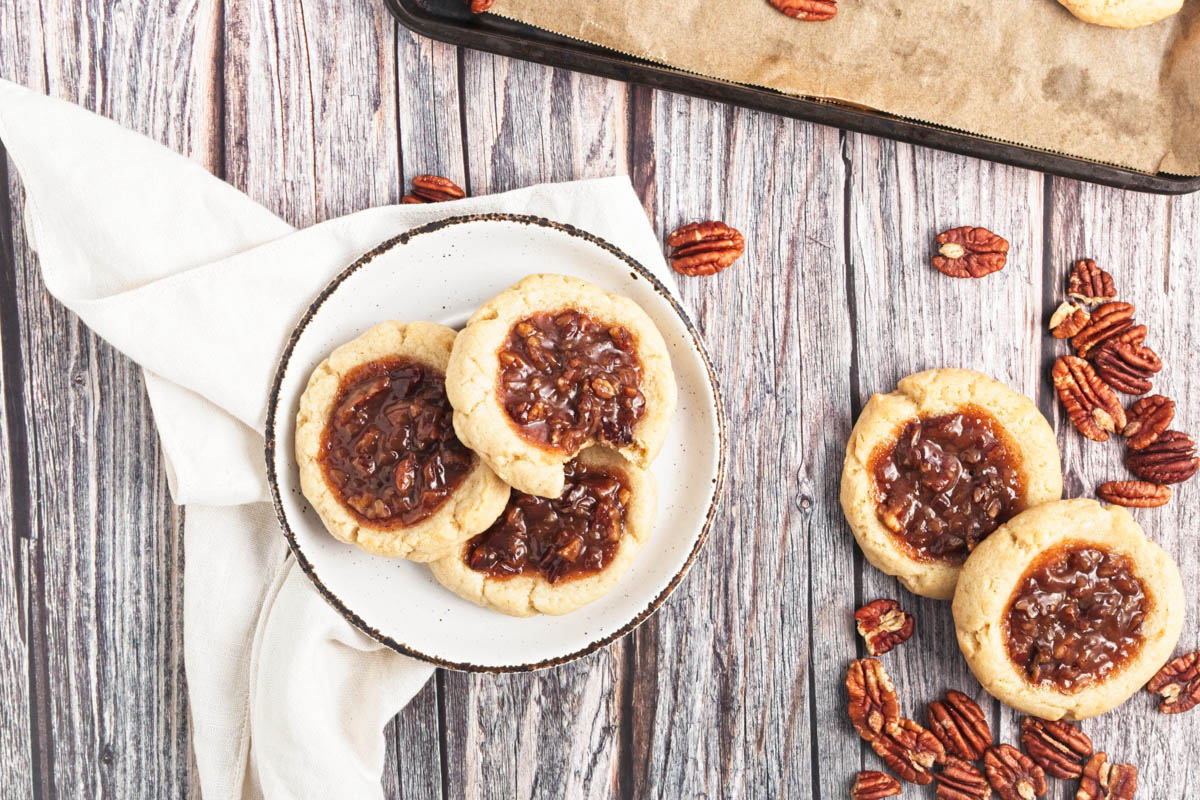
[263,212,728,673]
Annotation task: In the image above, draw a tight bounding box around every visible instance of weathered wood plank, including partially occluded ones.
[625,91,851,798]
[846,136,1045,798]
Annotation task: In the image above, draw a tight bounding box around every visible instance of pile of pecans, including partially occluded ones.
[1048,259,1198,508]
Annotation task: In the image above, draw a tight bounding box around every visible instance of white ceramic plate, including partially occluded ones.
[265,214,725,671]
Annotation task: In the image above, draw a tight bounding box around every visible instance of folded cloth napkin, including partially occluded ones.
[0,78,677,799]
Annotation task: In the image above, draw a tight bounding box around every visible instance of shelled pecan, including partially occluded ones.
[1020,717,1093,779]
[927,690,992,761]
[1076,753,1137,800]
[854,599,914,656]
[1090,340,1161,395]
[767,0,837,19]
[1070,302,1137,357]
[871,718,945,785]
[1049,301,1090,339]
[1096,480,1171,508]
[1052,356,1126,441]
[1068,259,1117,305]
[932,226,1009,278]
[846,658,900,742]
[666,220,745,276]
[1147,650,1200,714]
[851,770,902,800]
[1126,430,1198,484]
[937,756,992,800]
[983,744,1047,800]
[1123,395,1174,450]
[402,174,466,203]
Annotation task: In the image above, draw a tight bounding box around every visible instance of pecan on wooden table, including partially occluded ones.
[1147,651,1200,714]
[1096,480,1171,508]
[927,690,992,761]
[851,770,901,800]
[846,658,900,742]
[1124,395,1175,450]
[401,174,466,203]
[932,226,1009,278]
[936,756,992,800]
[983,744,1047,800]
[871,718,945,785]
[1068,259,1118,305]
[1076,753,1137,800]
[666,220,745,276]
[1052,355,1126,441]
[854,599,914,656]
[1020,717,1093,780]
[1125,430,1198,484]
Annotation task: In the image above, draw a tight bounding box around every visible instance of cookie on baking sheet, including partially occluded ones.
[296,321,510,562]
[445,273,676,498]
[1056,0,1182,28]
[430,446,656,617]
[840,368,1063,600]
[953,499,1184,720]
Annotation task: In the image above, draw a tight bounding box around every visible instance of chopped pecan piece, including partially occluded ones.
[1090,340,1161,395]
[984,744,1047,800]
[932,227,1009,278]
[1096,480,1171,508]
[937,756,992,800]
[1126,430,1198,484]
[1124,395,1175,450]
[854,599,914,656]
[1068,259,1117,305]
[1052,356,1126,441]
[1076,753,1137,800]
[851,770,902,800]
[402,174,466,203]
[1020,717,1093,779]
[1070,302,1136,357]
[871,718,945,785]
[927,690,992,761]
[767,0,837,19]
[467,0,494,11]
[1147,650,1200,714]
[667,221,745,276]
[846,658,900,742]
[1049,302,1090,339]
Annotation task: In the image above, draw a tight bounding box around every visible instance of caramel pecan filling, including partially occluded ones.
[320,358,473,528]
[497,309,646,453]
[465,459,630,583]
[870,407,1025,564]
[1004,543,1148,692]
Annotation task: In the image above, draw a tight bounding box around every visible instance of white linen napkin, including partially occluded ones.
[0,78,677,800]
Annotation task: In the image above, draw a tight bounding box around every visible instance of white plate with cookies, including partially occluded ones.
[265,214,725,671]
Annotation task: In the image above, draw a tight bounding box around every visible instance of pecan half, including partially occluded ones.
[402,174,466,203]
[1147,650,1200,714]
[851,770,902,800]
[1049,301,1090,339]
[767,0,837,19]
[927,690,992,761]
[467,0,494,12]
[1052,356,1126,441]
[1096,480,1171,508]
[937,756,992,800]
[1068,259,1117,305]
[1090,341,1161,395]
[847,658,900,742]
[871,718,945,785]
[1076,753,1136,800]
[1124,395,1175,450]
[667,221,745,276]
[1020,717,1093,779]
[984,744,1047,800]
[854,599,914,656]
[932,227,1009,278]
[1126,430,1198,484]
[1070,302,1136,357]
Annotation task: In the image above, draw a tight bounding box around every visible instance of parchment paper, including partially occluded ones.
[491,0,1200,176]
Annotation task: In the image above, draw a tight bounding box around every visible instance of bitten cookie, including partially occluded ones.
[841,368,1063,600]
[430,446,657,617]
[296,321,510,562]
[953,499,1184,720]
[445,273,676,498]
[1056,0,1182,28]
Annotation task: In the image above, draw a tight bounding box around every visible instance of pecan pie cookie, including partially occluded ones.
[429,446,656,617]
[1056,0,1182,27]
[841,369,1063,600]
[445,274,676,498]
[953,499,1184,720]
[296,321,510,561]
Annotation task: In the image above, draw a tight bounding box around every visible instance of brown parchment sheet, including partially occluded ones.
[491,0,1200,176]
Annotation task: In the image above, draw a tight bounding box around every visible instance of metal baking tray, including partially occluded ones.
[383,0,1200,195]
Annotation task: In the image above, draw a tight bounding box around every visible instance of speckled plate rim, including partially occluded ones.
[264,213,727,673]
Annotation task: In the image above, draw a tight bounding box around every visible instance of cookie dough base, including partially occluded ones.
[1056,0,1182,28]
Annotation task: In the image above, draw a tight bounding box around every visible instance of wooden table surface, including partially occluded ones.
[1,0,1198,797]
